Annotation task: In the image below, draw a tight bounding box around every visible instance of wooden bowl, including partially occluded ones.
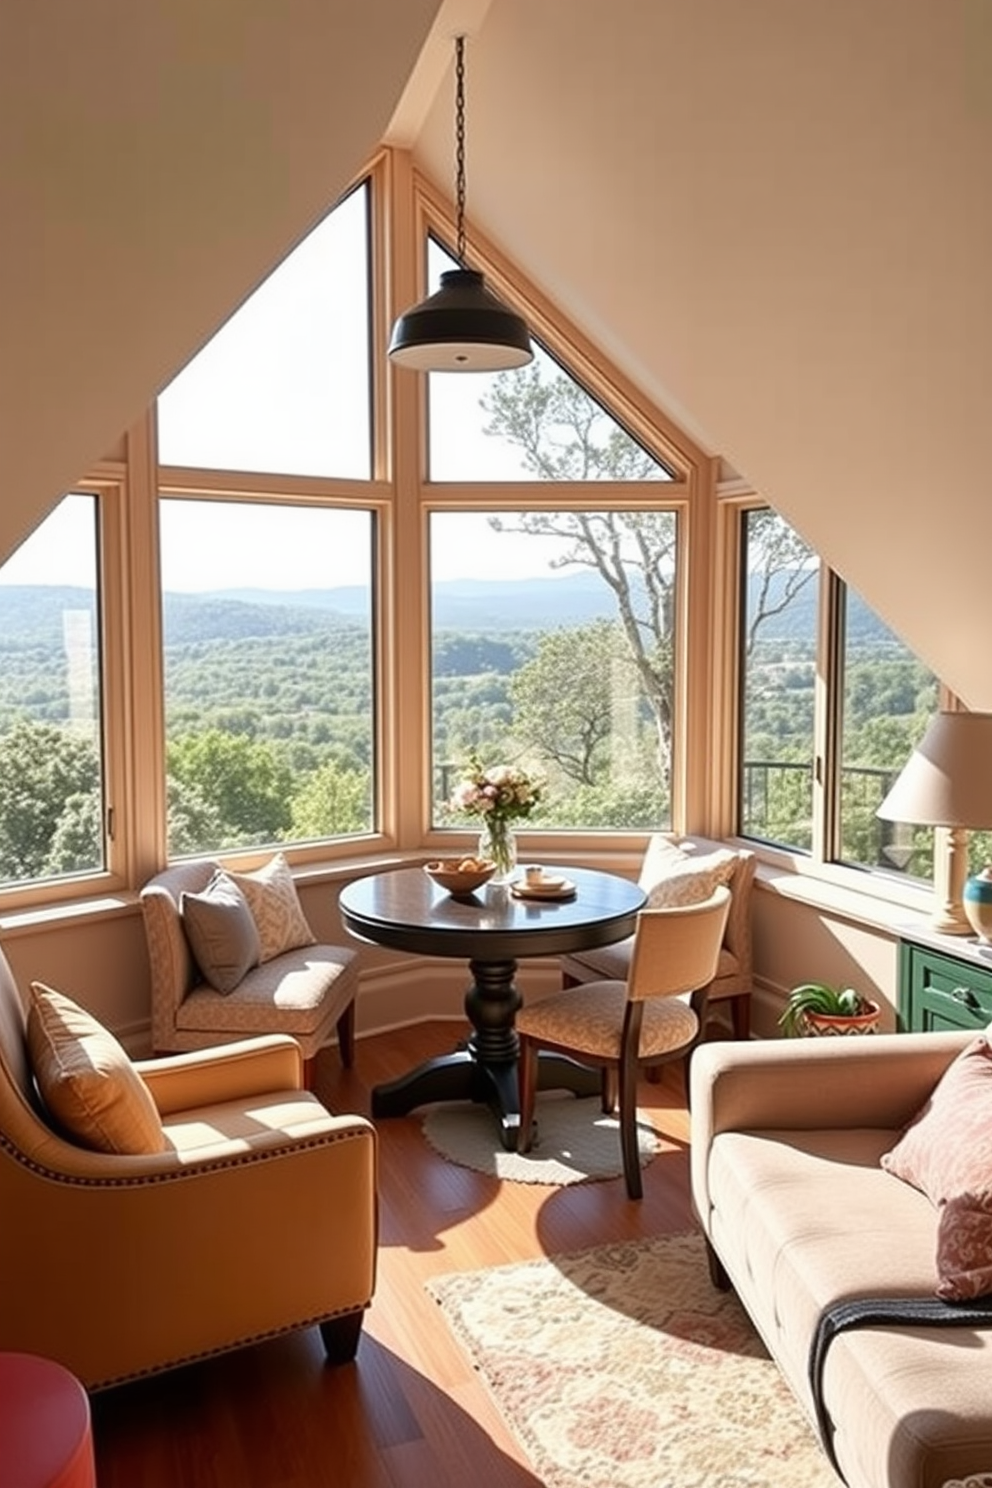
[423,858,496,896]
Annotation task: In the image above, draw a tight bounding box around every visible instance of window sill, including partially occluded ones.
[753,856,934,941]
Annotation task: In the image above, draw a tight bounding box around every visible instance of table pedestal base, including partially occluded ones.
[371,955,596,1149]
[370,1044,598,1151]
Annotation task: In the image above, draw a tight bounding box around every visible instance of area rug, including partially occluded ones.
[427,1229,837,1488]
[421,1093,663,1185]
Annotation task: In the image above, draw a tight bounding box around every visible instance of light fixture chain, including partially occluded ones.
[455,35,466,265]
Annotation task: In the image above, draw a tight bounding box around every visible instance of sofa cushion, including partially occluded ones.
[26,982,167,1155]
[181,871,261,993]
[881,1033,992,1204]
[936,1191,992,1301]
[639,834,737,908]
[224,852,316,963]
[175,944,356,1038]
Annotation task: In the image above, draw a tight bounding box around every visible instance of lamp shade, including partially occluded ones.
[876,712,992,827]
[387,269,533,372]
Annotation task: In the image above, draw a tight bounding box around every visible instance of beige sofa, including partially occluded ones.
[691,1032,992,1488]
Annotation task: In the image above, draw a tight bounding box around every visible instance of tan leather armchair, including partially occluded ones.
[0,946,377,1390]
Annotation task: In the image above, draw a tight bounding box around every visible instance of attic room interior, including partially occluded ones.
[2,2,992,1486]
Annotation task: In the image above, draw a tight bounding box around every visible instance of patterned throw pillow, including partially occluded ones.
[181,871,261,993]
[638,834,737,909]
[224,852,316,964]
[880,1035,992,1204]
[27,982,167,1155]
[936,1191,992,1300]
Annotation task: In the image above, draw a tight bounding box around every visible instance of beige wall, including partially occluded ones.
[0,866,906,1057]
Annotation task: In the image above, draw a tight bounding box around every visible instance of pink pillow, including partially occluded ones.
[936,1192,992,1301]
[880,1035,992,1204]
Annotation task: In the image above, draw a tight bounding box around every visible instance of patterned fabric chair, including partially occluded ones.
[559,835,755,1038]
[518,885,731,1200]
[141,859,358,1082]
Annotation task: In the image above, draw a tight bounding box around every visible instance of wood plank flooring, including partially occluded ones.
[91,1021,697,1487]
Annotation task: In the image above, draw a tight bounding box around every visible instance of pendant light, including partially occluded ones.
[388,36,533,373]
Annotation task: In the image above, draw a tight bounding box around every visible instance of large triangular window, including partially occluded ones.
[158,182,371,480]
[426,240,674,483]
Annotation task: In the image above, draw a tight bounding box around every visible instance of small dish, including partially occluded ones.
[424,858,496,897]
[510,877,576,901]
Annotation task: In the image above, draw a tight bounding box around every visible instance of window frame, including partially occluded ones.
[154,474,395,868]
[0,469,132,910]
[722,494,950,910]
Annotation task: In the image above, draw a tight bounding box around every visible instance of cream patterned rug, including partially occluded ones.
[421,1093,663,1185]
[427,1230,838,1488]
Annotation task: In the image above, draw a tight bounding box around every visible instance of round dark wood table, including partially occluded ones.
[339,865,646,1150]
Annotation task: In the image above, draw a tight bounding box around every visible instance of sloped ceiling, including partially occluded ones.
[0,0,441,554]
[2,0,990,706]
[411,0,992,707]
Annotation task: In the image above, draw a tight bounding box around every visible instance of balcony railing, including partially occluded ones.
[741,759,918,869]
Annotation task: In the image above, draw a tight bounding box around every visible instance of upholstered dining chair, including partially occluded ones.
[517,885,731,1200]
[559,835,755,1038]
[140,856,358,1085]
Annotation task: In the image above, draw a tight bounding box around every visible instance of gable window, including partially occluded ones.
[157,181,372,480]
[738,507,938,880]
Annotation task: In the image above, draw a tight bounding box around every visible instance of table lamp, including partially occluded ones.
[876,710,992,937]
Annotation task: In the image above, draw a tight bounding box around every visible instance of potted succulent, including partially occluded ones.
[779,981,881,1038]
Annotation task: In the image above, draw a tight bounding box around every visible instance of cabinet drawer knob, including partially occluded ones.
[951,986,980,1009]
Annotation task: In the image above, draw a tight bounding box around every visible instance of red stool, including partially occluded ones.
[0,1352,95,1487]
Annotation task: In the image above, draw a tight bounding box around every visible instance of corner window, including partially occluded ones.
[738,507,937,882]
[739,509,819,850]
[0,495,107,887]
[838,585,937,877]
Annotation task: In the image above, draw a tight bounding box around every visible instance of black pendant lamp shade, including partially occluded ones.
[388,36,533,374]
[387,268,532,371]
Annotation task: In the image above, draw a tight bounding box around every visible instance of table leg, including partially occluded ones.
[370,957,599,1151]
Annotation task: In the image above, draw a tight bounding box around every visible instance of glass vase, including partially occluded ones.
[478,817,517,882]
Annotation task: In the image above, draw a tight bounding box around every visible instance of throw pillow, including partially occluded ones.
[181,871,261,993]
[880,1035,992,1204]
[224,852,316,964]
[639,834,737,909]
[936,1191,992,1301]
[26,982,167,1155]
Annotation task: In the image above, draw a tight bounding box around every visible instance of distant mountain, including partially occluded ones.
[199,572,617,633]
[0,570,901,648]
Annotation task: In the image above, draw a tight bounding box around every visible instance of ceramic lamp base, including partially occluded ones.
[963,873,992,943]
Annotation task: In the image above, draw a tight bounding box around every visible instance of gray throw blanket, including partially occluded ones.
[807,1294,992,1482]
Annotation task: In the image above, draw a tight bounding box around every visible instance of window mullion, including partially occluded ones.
[814,569,845,864]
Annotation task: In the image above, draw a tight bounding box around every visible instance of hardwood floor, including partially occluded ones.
[91,1021,697,1487]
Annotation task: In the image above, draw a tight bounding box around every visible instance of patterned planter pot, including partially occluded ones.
[800,1001,880,1037]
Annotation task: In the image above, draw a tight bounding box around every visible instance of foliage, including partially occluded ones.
[290,762,370,840]
[167,730,293,850]
[510,621,634,785]
[483,365,678,780]
[0,720,101,882]
[778,981,875,1037]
